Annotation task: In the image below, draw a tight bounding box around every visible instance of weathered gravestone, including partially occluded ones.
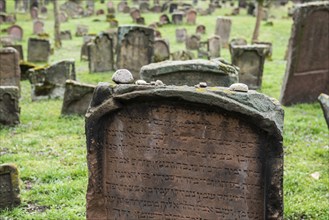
[169,2,178,13]
[215,16,232,48]
[88,32,114,73]
[28,59,76,101]
[76,25,89,37]
[139,2,149,13]
[196,24,206,34]
[4,45,24,60]
[185,34,200,50]
[0,86,20,126]
[33,20,44,35]
[140,59,238,86]
[159,14,170,25]
[60,0,83,18]
[27,38,51,62]
[229,37,247,54]
[0,0,6,13]
[117,1,127,12]
[130,8,141,22]
[318,93,329,128]
[172,11,184,24]
[0,47,21,88]
[154,39,170,62]
[208,35,221,59]
[175,28,187,43]
[107,1,115,14]
[7,25,23,41]
[61,80,96,116]
[116,25,154,79]
[59,11,68,23]
[186,9,197,25]
[85,83,284,219]
[0,164,20,209]
[231,45,268,90]
[280,2,329,106]
[30,6,38,19]
[60,30,72,40]
[252,41,272,59]
[171,50,194,61]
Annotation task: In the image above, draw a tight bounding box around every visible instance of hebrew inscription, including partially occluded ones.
[102,102,265,219]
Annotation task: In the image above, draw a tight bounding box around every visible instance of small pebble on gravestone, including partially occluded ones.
[135,79,148,85]
[229,83,248,92]
[155,80,164,86]
[112,69,134,84]
[199,82,207,88]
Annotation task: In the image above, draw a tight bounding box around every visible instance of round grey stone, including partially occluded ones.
[155,80,164,86]
[199,82,207,88]
[112,69,134,84]
[229,83,249,92]
[135,79,148,85]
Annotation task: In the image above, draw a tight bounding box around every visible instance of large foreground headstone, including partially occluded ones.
[27,38,51,62]
[116,25,154,79]
[280,2,329,106]
[0,86,20,126]
[0,47,21,88]
[0,164,20,209]
[140,59,238,86]
[61,80,96,116]
[85,83,284,219]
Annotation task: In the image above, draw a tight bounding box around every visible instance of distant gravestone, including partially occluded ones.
[208,35,221,59]
[140,59,238,86]
[30,6,38,19]
[0,0,6,13]
[28,59,76,101]
[176,28,187,43]
[33,20,44,35]
[172,11,184,24]
[318,93,329,128]
[117,1,127,12]
[130,8,141,22]
[0,47,20,89]
[76,25,89,37]
[215,16,232,48]
[229,37,247,54]
[0,87,20,126]
[0,164,20,208]
[169,2,178,13]
[85,83,284,220]
[88,33,114,73]
[154,39,170,62]
[60,30,72,40]
[107,1,115,13]
[252,41,272,59]
[59,11,68,23]
[4,45,24,61]
[196,24,206,34]
[40,6,47,15]
[280,2,329,106]
[186,9,197,25]
[139,2,149,12]
[116,25,154,79]
[136,17,145,25]
[27,38,51,62]
[171,50,194,61]
[231,45,268,90]
[159,14,170,24]
[61,80,96,116]
[7,25,23,41]
[185,34,200,50]
[151,4,161,13]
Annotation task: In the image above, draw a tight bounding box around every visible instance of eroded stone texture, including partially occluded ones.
[231,45,268,90]
[186,9,197,24]
[116,25,154,79]
[171,50,194,61]
[0,86,19,126]
[0,164,20,209]
[4,45,23,61]
[88,33,114,73]
[215,16,232,48]
[185,34,200,50]
[61,80,96,116]
[27,38,51,63]
[154,39,170,62]
[318,93,329,128]
[28,59,76,101]
[85,84,284,220]
[33,20,44,35]
[175,28,187,43]
[280,2,329,106]
[140,59,238,86]
[172,11,184,24]
[7,25,23,41]
[0,47,20,88]
[208,35,221,59]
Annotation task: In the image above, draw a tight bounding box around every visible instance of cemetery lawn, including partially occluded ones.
[1,1,328,219]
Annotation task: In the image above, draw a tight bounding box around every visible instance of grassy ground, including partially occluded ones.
[1,1,328,219]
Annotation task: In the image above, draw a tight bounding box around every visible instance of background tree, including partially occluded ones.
[53,0,61,48]
[252,0,265,42]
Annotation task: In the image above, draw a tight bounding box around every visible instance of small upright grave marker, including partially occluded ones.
[0,164,21,208]
[27,38,51,62]
[0,87,20,126]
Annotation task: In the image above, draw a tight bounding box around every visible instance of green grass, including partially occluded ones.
[1,1,328,219]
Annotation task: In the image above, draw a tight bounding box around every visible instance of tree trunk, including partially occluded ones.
[53,0,61,48]
[252,0,264,43]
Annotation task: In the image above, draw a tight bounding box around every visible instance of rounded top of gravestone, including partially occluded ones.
[229,83,248,92]
[0,47,18,53]
[112,69,134,84]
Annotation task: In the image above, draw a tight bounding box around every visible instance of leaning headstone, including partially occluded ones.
[75,25,89,37]
[4,45,24,61]
[28,59,76,101]
[186,9,197,25]
[85,83,284,220]
[19,61,36,80]
[0,164,20,208]
[7,25,23,41]
[231,45,268,90]
[33,20,44,35]
[27,38,51,62]
[215,16,232,48]
[280,2,329,106]
[318,93,329,128]
[116,25,154,79]
[185,34,200,50]
[176,28,187,43]
[208,35,221,59]
[154,39,170,62]
[172,11,184,24]
[0,87,20,126]
[88,32,114,73]
[140,59,238,86]
[0,47,20,88]
[61,80,96,116]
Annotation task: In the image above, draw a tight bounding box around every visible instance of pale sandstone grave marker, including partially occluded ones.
[0,47,20,88]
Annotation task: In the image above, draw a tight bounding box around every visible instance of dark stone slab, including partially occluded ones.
[85,83,284,220]
[140,59,238,86]
[0,47,20,88]
[280,2,329,105]
[0,86,20,126]
[61,80,96,116]
[27,38,51,63]
[0,164,20,209]
[318,93,329,128]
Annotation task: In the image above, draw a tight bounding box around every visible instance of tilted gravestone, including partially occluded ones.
[185,34,200,50]
[186,9,197,25]
[318,93,329,128]
[0,164,20,209]
[215,16,232,48]
[7,25,23,41]
[27,38,51,63]
[61,80,96,116]
[154,39,170,63]
[116,25,154,79]
[0,86,20,126]
[175,28,187,43]
[231,45,268,90]
[85,83,284,219]
[88,33,114,73]
[280,2,329,106]
[28,59,76,101]
[140,59,238,86]
[0,47,21,89]
[33,20,45,35]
